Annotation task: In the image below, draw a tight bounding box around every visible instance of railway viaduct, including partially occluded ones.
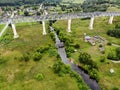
[0,12,120,38]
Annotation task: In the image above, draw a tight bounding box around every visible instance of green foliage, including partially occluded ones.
[66,46,74,58]
[79,52,99,81]
[107,52,118,60]
[52,61,89,89]
[100,56,105,62]
[79,52,91,64]
[82,0,109,12]
[36,46,49,53]
[35,73,44,81]
[112,87,119,90]
[107,29,120,38]
[107,42,112,46]
[52,61,71,76]
[23,53,30,62]
[116,47,120,59]
[107,47,120,61]
[99,44,103,48]
[74,44,80,49]
[33,52,42,61]
[50,32,55,42]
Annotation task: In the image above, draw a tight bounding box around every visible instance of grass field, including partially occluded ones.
[53,17,120,90]
[0,22,84,90]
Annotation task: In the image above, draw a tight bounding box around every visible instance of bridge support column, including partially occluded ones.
[89,17,94,30]
[42,21,47,35]
[109,16,114,24]
[68,19,71,32]
[11,23,19,38]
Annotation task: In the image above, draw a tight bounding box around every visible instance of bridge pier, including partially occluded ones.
[68,19,71,32]
[89,17,94,30]
[11,22,19,39]
[42,21,47,35]
[109,16,114,24]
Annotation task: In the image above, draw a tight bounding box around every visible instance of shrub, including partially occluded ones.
[112,87,119,90]
[33,52,42,61]
[36,46,49,53]
[52,61,71,76]
[50,32,55,42]
[107,29,120,38]
[74,44,80,49]
[101,50,105,54]
[35,73,44,81]
[107,52,114,60]
[100,56,105,62]
[99,44,103,48]
[79,52,91,64]
[107,42,112,46]
[23,53,30,62]
[116,47,120,59]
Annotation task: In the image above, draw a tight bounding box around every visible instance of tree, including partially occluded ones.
[24,11,29,16]
[79,52,91,64]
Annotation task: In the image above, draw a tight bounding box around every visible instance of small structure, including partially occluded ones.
[84,36,95,45]
[84,36,91,42]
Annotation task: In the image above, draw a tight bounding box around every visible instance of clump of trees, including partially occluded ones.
[107,24,120,38]
[79,52,99,81]
[107,47,120,61]
[107,29,120,38]
[81,0,109,12]
[52,60,89,89]
[52,61,71,76]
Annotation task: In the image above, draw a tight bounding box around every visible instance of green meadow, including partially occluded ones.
[53,16,120,90]
[0,22,85,90]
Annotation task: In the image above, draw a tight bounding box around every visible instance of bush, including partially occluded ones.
[52,61,71,76]
[116,47,120,59]
[23,53,30,62]
[107,52,114,60]
[107,42,112,46]
[74,44,80,49]
[50,32,55,42]
[79,52,91,64]
[100,56,105,62]
[35,73,44,81]
[107,52,119,60]
[33,52,42,61]
[101,50,105,54]
[36,46,49,53]
[107,29,120,38]
[112,87,119,90]
[99,44,103,48]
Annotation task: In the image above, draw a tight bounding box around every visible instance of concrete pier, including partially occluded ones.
[89,17,94,30]
[68,19,71,32]
[42,21,47,35]
[11,23,19,38]
[109,16,114,24]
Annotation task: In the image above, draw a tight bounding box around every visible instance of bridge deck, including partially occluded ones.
[0,12,120,24]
